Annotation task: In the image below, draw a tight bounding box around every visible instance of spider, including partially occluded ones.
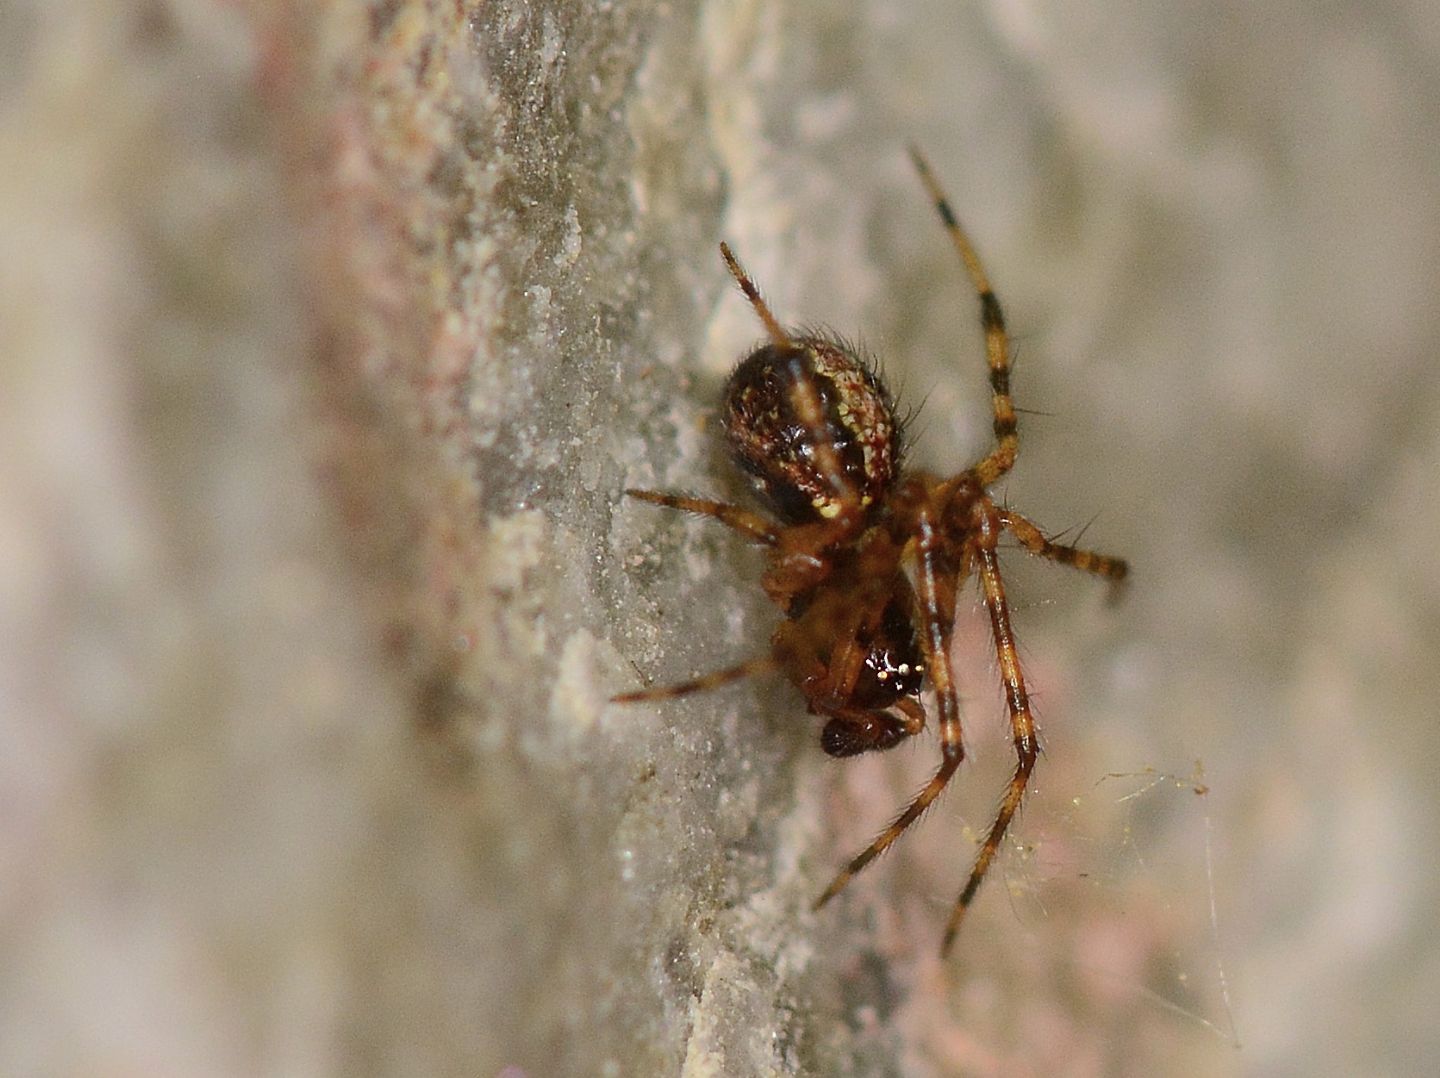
[615,148,1129,955]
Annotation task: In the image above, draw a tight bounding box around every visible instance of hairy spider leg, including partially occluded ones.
[940,496,1040,954]
[612,494,779,705]
[721,243,865,533]
[813,497,966,908]
[610,489,778,702]
[612,656,778,703]
[908,146,1017,485]
[780,349,866,531]
[623,489,779,546]
[720,241,792,349]
[999,509,1130,602]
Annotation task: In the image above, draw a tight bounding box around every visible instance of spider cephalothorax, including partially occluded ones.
[615,149,1129,955]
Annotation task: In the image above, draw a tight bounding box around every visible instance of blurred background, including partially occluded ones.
[3,0,1438,1074]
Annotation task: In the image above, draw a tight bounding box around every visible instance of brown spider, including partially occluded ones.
[615,148,1129,955]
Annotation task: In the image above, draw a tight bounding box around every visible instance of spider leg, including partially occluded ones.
[813,501,965,909]
[941,499,1039,955]
[908,146,1017,485]
[720,241,792,349]
[624,489,778,546]
[999,509,1129,602]
[612,656,776,704]
[782,350,866,531]
[721,243,866,534]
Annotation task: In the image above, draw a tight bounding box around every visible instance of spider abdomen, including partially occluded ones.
[723,339,899,524]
